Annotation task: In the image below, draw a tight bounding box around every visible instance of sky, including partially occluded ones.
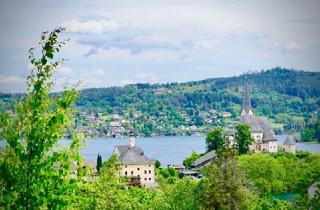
[0,0,319,93]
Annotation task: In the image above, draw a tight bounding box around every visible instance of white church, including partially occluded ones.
[239,86,278,153]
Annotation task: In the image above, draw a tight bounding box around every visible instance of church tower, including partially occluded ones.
[240,84,254,116]
[129,129,135,147]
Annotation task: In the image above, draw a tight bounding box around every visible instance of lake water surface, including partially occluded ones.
[2,135,319,167]
[67,135,320,167]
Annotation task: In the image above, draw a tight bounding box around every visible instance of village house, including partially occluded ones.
[283,135,296,153]
[240,85,278,153]
[113,130,156,187]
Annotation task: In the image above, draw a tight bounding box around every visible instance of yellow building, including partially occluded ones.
[113,132,156,187]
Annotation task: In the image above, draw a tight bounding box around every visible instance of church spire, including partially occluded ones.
[241,84,253,116]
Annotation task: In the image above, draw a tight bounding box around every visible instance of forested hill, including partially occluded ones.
[77,67,319,116]
[1,67,320,136]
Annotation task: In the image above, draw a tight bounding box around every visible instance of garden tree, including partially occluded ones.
[239,152,320,195]
[0,28,84,209]
[183,151,200,168]
[199,138,258,210]
[96,153,103,172]
[239,154,287,194]
[76,155,126,209]
[206,127,225,152]
[235,124,253,154]
[156,178,200,210]
[301,128,315,142]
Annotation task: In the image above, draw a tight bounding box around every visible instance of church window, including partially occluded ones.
[125,171,127,175]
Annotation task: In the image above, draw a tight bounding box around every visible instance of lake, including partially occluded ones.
[64,134,320,167]
[2,135,320,167]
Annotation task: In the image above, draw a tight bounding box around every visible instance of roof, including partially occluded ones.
[240,115,264,133]
[114,145,154,165]
[284,135,295,145]
[179,169,199,175]
[191,150,216,168]
[243,85,252,114]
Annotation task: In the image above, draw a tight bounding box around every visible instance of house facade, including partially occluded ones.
[240,85,278,153]
[113,131,156,187]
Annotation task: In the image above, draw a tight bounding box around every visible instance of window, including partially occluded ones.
[137,167,140,171]
[144,170,147,174]
[148,165,151,167]
[138,175,140,178]
[149,178,151,180]
[131,171,133,175]
[149,170,151,174]
[125,165,127,168]
[144,178,147,181]
[125,171,127,175]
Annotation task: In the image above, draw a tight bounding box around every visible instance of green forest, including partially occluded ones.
[1,67,320,138]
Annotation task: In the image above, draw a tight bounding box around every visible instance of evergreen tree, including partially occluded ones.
[96,153,103,172]
[155,160,161,169]
[0,28,84,209]
[235,124,253,154]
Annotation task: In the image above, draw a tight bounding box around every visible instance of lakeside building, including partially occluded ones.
[191,150,217,170]
[283,135,296,153]
[113,130,156,187]
[240,85,278,153]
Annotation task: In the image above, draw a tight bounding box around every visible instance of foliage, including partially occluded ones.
[256,197,294,210]
[239,152,320,195]
[155,178,200,210]
[155,160,161,169]
[183,151,201,168]
[96,153,102,173]
[301,128,315,142]
[0,28,84,209]
[205,127,225,152]
[199,139,258,210]
[235,124,254,154]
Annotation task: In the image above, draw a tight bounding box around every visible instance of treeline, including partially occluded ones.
[1,67,319,136]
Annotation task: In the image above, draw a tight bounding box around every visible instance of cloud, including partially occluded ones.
[84,48,98,57]
[120,73,160,85]
[0,75,26,93]
[194,38,220,49]
[62,17,126,34]
[63,16,181,55]
[78,34,180,55]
